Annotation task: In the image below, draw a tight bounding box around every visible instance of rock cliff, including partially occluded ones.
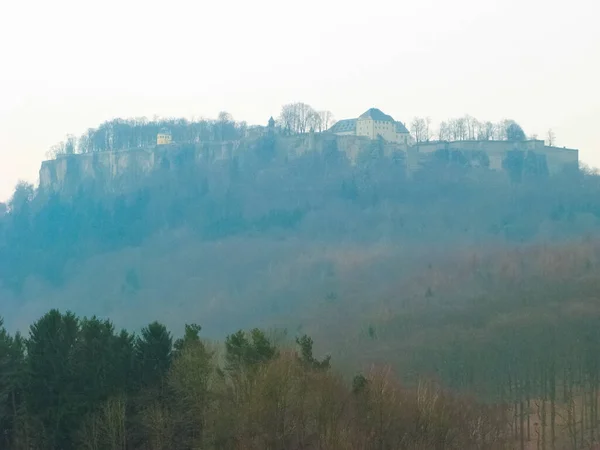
[38,134,578,195]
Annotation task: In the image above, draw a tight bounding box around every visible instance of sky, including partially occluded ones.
[1,0,599,201]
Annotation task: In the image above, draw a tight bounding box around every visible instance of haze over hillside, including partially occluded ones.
[0,108,596,334]
[2,108,600,448]
[3,0,600,447]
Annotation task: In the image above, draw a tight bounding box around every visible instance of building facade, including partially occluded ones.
[157,129,172,145]
[329,108,411,144]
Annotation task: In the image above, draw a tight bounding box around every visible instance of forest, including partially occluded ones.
[2,289,600,450]
[0,310,510,450]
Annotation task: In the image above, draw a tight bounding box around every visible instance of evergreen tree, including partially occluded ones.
[0,319,25,449]
[224,328,277,374]
[295,334,331,370]
[134,322,173,391]
[26,310,80,450]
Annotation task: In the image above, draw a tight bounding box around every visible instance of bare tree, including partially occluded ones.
[46,143,65,159]
[546,129,556,146]
[448,119,458,140]
[64,134,77,155]
[318,111,334,131]
[478,121,495,140]
[216,111,236,141]
[77,134,91,154]
[438,121,450,141]
[465,115,479,140]
[493,121,508,140]
[279,103,317,134]
[410,117,428,143]
[307,110,322,132]
[456,117,467,140]
[279,104,298,135]
[296,103,314,134]
[447,118,467,141]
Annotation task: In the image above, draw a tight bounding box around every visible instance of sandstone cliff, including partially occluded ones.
[38,134,578,195]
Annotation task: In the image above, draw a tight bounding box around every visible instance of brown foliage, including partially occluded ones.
[204,353,508,450]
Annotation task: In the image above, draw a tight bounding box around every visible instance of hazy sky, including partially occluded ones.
[1,0,599,201]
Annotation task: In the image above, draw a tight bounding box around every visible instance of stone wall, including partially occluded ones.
[38,136,578,194]
[411,140,578,175]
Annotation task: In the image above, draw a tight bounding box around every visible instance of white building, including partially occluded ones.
[329,108,411,144]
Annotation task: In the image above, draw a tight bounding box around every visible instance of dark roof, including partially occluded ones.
[359,108,394,122]
[329,118,356,133]
[395,121,409,133]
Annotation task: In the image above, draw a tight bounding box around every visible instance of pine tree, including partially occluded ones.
[26,310,80,450]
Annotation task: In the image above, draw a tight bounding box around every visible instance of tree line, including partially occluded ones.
[409,115,557,144]
[47,104,336,159]
[0,310,507,450]
[47,112,249,158]
[48,107,562,159]
[278,102,335,134]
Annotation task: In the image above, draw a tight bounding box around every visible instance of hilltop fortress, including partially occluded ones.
[39,108,579,194]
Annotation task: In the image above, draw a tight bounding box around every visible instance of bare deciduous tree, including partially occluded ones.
[279,103,318,135]
[318,110,335,131]
[296,103,314,134]
[438,121,450,141]
[307,110,322,132]
[478,121,495,140]
[410,117,428,143]
[64,134,77,155]
[464,115,477,140]
[279,104,297,135]
[546,129,556,146]
[447,118,467,141]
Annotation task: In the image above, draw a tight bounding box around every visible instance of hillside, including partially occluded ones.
[3,118,600,447]
[0,129,598,332]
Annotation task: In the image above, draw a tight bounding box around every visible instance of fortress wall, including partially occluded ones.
[38,137,579,194]
[411,140,578,175]
[540,146,579,174]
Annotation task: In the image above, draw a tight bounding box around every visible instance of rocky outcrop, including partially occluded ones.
[38,135,578,195]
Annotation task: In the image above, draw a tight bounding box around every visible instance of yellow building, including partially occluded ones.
[157,129,172,145]
[329,108,411,144]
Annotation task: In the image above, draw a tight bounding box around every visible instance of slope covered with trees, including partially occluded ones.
[1,111,600,448]
[0,123,596,331]
[0,311,508,450]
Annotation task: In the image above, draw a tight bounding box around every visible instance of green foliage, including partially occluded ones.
[0,318,25,449]
[6,305,600,449]
[173,323,203,357]
[295,334,331,370]
[352,374,368,394]
[26,309,80,449]
[135,321,173,390]
[224,329,278,374]
[506,121,526,141]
